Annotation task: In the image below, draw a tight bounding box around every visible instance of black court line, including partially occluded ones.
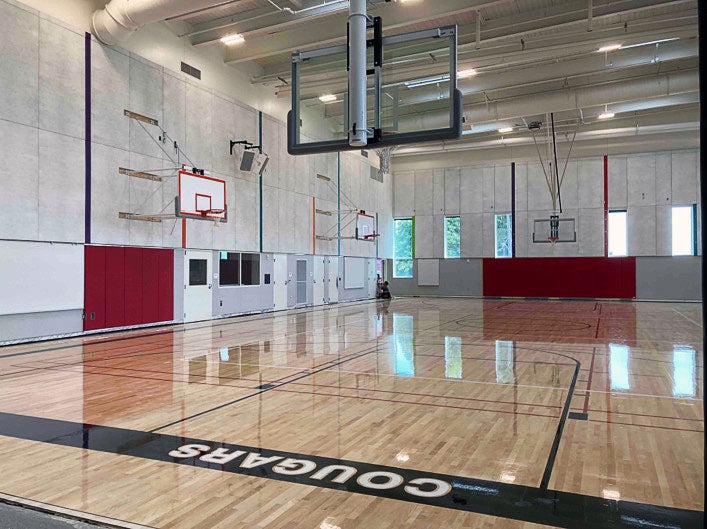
[0,411,701,529]
[148,345,380,433]
[540,352,580,490]
[0,298,384,359]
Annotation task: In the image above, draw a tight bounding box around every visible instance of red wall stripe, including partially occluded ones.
[157,249,174,323]
[604,155,609,257]
[83,246,106,331]
[124,247,143,326]
[483,257,636,299]
[142,249,160,323]
[105,246,126,328]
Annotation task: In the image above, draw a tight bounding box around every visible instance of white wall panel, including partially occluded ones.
[671,150,698,205]
[38,131,84,242]
[444,168,460,214]
[128,57,164,159]
[432,169,445,215]
[608,156,627,209]
[0,0,39,128]
[414,169,433,215]
[494,165,511,213]
[577,158,602,210]
[628,206,657,256]
[414,215,433,258]
[39,18,84,139]
[0,241,83,315]
[482,166,495,212]
[460,166,483,213]
[655,152,672,205]
[627,154,656,206]
[0,120,39,240]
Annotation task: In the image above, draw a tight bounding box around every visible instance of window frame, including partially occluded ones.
[393,217,414,278]
[218,252,261,288]
[443,216,461,259]
[494,213,513,259]
[607,209,628,257]
[671,205,696,256]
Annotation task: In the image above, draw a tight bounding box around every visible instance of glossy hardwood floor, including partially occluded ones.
[0,298,703,528]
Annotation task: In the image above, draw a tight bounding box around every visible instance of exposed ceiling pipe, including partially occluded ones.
[92,0,226,45]
[390,69,698,132]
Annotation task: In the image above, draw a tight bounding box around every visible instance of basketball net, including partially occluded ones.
[375,146,398,179]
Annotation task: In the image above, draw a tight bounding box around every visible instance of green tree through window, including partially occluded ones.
[394,218,413,278]
[444,217,460,258]
[495,214,513,258]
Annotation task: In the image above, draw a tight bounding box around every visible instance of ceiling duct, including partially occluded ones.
[92,0,227,45]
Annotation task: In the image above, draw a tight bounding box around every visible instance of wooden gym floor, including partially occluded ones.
[0,298,703,528]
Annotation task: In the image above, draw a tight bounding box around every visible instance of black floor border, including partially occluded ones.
[0,412,701,529]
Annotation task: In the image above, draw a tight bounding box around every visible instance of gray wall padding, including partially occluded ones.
[417,259,440,286]
[213,252,275,315]
[635,256,702,301]
[0,309,83,342]
[387,258,483,297]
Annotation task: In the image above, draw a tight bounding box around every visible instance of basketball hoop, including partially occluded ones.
[200,209,225,227]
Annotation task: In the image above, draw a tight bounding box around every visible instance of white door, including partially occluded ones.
[313,257,326,306]
[273,254,289,311]
[367,259,377,298]
[327,257,339,303]
[183,250,212,322]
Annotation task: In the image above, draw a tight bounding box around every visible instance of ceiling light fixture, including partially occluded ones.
[498,127,513,133]
[458,68,478,79]
[598,104,615,120]
[318,94,338,103]
[620,37,679,50]
[598,43,622,52]
[220,33,245,45]
[404,74,450,88]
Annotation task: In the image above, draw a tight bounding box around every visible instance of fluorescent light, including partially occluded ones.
[318,94,337,103]
[458,68,478,79]
[404,74,450,88]
[220,33,245,45]
[598,111,615,120]
[620,37,679,50]
[498,127,513,133]
[598,43,622,52]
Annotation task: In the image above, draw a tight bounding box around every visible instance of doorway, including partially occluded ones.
[184,250,212,322]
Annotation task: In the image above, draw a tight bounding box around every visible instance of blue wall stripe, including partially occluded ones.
[259,111,263,253]
[84,32,91,245]
[337,152,341,256]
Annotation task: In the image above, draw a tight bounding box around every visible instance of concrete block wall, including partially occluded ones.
[0,0,393,257]
[0,0,393,341]
[394,150,700,258]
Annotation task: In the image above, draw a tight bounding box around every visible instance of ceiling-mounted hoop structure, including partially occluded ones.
[287,17,463,155]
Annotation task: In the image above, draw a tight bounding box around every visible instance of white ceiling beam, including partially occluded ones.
[222,0,504,63]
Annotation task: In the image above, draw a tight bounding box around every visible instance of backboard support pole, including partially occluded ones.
[348,0,367,147]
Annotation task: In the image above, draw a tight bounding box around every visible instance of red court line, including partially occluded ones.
[570,407,703,422]
[586,418,702,433]
[24,360,565,411]
[27,365,561,420]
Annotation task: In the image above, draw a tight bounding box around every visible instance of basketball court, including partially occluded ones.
[0,0,704,527]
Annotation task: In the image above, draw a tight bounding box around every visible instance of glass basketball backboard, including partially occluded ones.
[288,24,462,155]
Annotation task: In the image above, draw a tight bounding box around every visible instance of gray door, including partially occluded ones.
[296,259,307,305]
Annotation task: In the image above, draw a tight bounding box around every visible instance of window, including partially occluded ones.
[494,214,512,258]
[219,252,261,287]
[393,313,414,377]
[219,253,240,286]
[444,216,461,258]
[609,343,630,391]
[495,340,514,384]
[189,259,207,285]
[445,336,462,379]
[673,346,695,397]
[241,253,261,285]
[608,210,627,257]
[672,205,695,256]
[393,218,413,278]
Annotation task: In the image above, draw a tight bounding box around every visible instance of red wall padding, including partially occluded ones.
[482,257,636,299]
[84,246,174,331]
